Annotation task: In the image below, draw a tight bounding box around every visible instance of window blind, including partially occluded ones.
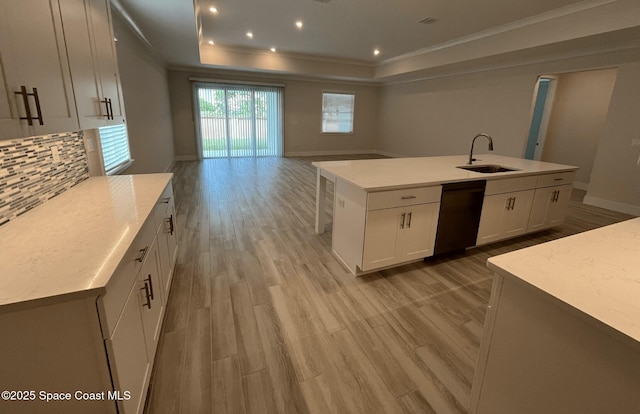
[98,124,132,175]
[322,92,355,133]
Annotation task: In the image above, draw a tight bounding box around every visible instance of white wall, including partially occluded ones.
[377,71,537,158]
[541,69,617,187]
[585,62,640,215]
[167,69,379,159]
[112,12,175,173]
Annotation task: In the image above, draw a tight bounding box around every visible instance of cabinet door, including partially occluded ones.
[157,200,178,298]
[362,207,403,271]
[477,193,510,245]
[88,0,126,124]
[106,285,150,414]
[546,185,572,227]
[501,190,534,238]
[399,203,440,261]
[0,0,78,138]
[138,237,164,359]
[528,185,572,232]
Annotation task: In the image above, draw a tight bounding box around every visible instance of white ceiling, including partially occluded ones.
[111,0,640,80]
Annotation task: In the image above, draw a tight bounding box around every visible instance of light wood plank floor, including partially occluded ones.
[145,155,634,414]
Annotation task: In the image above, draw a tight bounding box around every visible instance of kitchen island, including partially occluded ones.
[470,217,640,414]
[313,154,577,274]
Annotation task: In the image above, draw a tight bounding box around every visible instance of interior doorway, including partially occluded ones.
[524,76,556,160]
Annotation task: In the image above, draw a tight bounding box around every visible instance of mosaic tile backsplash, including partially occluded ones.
[0,131,89,226]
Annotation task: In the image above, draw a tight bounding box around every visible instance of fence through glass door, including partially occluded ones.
[195,82,283,158]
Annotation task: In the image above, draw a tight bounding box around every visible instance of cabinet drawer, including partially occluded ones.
[535,171,576,188]
[367,186,441,211]
[485,176,537,196]
[98,215,157,338]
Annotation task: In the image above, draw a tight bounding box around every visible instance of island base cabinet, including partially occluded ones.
[527,184,572,232]
[471,275,640,414]
[362,203,439,272]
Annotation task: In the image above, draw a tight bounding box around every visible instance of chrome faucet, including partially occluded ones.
[468,133,494,165]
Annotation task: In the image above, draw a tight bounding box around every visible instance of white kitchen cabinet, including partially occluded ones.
[137,237,164,360]
[61,0,126,130]
[0,177,177,414]
[332,178,441,274]
[106,283,151,414]
[362,203,440,271]
[155,183,178,299]
[477,190,535,245]
[0,0,79,140]
[527,184,573,232]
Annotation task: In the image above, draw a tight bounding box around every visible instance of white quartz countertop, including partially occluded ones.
[0,173,172,311]
[487,217,640,345]
[312,154,577,191]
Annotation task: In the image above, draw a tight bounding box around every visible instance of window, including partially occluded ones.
[98,124,132,175]
[195,82,283,158]
[322,92,355,133]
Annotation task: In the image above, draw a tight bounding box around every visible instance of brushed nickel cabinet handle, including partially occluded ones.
[400,212,406,229]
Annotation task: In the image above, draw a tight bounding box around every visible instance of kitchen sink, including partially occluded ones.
[457,164,519,173]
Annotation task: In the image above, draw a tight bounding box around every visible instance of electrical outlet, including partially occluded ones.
[632,138,640,148]
[51,146,60,163]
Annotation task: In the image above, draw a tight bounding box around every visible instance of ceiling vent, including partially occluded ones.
[418,17,437,25]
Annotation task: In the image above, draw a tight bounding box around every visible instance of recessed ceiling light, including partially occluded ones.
[374,49,380,56]
[246,31,253,39]
[270,47,276,52]
[208,40,215,45]
[295,21,303,29]
[209,6,218,13]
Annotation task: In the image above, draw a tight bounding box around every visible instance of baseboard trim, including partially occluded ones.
[174,155,199,161]
[582,196,640,216]
[572,181,589,191]
[284,149,379,157]
[164,160,175,172]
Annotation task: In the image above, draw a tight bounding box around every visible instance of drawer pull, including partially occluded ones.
[136,247,149,263]
[141,282,152,309]
[166,214,175,235]
[160,197,171,204]
[401,195,417,200]
[144,275,154,300]
[554,178,564,181]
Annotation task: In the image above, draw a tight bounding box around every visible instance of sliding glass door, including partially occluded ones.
[195,82,283,158]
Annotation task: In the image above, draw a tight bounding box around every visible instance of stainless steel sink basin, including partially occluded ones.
[457,164,519,173]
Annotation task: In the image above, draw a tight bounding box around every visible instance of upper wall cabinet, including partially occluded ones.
[61,0,126,130]
[0,0,80,140]
[0,0,125,141]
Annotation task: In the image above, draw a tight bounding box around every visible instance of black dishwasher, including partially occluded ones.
[433,180,486,255]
